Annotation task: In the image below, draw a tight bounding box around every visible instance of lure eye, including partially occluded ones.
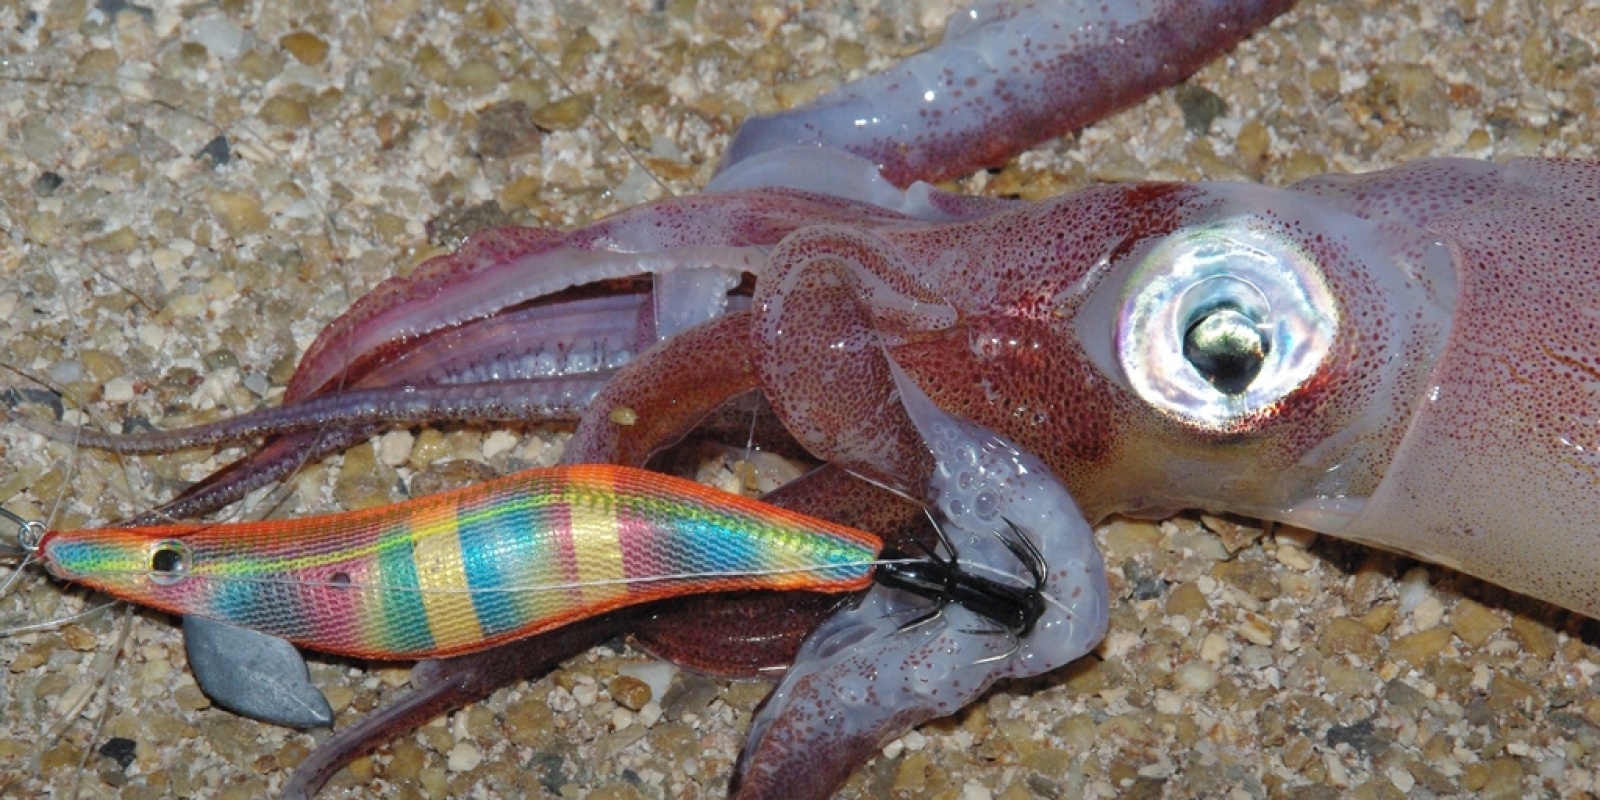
[1116,219,1338,430]
[148,540,191,586]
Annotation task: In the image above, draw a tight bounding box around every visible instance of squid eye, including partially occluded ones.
[1183,304,1268,395]
[148,540,191,586]
[1116,219,1338,430]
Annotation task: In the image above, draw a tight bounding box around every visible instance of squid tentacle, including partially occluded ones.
[718,0,1296,187]
[17,378,608,455]
[129,427,378,526]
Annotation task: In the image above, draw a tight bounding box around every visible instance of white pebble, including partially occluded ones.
[637,701,662,728]
[190,15,245,60]
[482,430,519,459]
[611,707,635,730]
[1153,689,1184,714]
[961,781,993,800]
[378,430,415,466]
[446,742,483,772]
[1397,567,1432,614]
[1387,766,1415,792]
[1411,595,1445,631]
[103,376,135,403]
[1176,662,1218,693]
[572,682,599,706]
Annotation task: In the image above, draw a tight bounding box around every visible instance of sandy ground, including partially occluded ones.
[4,0,1600,797]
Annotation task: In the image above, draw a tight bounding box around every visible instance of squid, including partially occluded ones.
[6,0,1600,797]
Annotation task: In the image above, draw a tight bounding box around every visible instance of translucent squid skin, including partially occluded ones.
[35,464,882,660]
[720,0,1296,187]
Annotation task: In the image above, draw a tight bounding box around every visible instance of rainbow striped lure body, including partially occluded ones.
[36,464,881,660]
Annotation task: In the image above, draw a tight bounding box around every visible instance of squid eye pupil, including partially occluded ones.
[1183,306,1269,395]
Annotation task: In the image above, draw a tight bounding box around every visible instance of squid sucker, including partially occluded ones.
[32,464,881,660]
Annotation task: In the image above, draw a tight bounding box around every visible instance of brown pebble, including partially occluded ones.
[259,94,312,128]
[1479,757,1527,799]
[218,779,268,800]
[334,443,402,510]
[10,646,48,673]
[207,190,269,236]
[1236,119,1270,163]
[89,226,141,254]
[503,692,557,748]
[1390,626,1452,665]
[345,755,377,782]
[587,784,650,800]
[891,750,938,793]
[279,31,329,66]
[1213,559,1281,602]
[452,59,500,94]
[476,100,542,158]
[531,95,592,132]
[173,683,211,712]
[1318,617,1379,660]
[1199,514,1265,553]
[608,675,652,711]
[1165,581,1210,618]
[322,683,355,715]
[722,681,770,712]
[1509,613,1558,659]
[386,739,429,782]
[1100,518,1162,559]
[144,711,201,742]
[39,740,85,776]
[462,705,499,740]
[1449,598,1505,648]
[1360,604,1397,635]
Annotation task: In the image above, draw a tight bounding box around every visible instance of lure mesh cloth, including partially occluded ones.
[41,464,881,659]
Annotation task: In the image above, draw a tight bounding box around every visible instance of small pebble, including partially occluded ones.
[377,430,415,466]
[1411,595,1445,631]
[1397,567,1433,615]
[532,95,592,131]
[482,430,518,459]
[207,190,269,236]
[1391,627,1452,665]
[1451,599,1506,648]
[608,675,653,711]
[279,31,330,65]
[1175,662,1217,693]
[173,683,211,712]
[61,624,100,651]
[99,737,138,770]
[1237,614,1275,646]
[259,95,312,128]
[190,16,245,60]
[446,742,483,772]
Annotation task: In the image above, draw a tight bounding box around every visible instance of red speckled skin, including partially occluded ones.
[1295,159,1600,616]
[750,180,1447,527]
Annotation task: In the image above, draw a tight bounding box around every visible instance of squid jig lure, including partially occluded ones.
[8,464,883,661]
